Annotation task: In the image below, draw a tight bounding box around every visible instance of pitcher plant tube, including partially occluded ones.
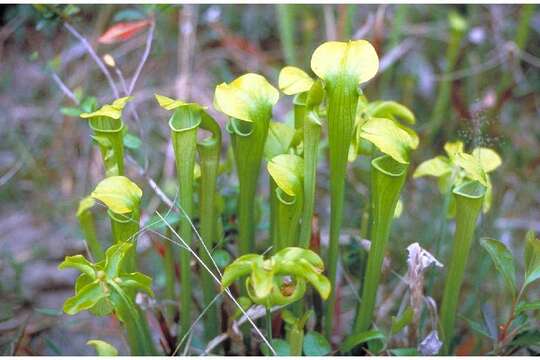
[156,94,205,341]
[59,243,157,355]
[310,40,379,335]
[267,154,304,250]
[91,175,143,272]
[215,73,279,256]
[264,121,296,251]
[278,66,324,248]
[439,180,486,354]
[353,155,408,334]
[77,196,104,261]
[80,96,132,177]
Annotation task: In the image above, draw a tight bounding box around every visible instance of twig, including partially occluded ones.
[50,71,80,105]
[63,22,120,98]
[0,161,23,187]
[128,19,156,95]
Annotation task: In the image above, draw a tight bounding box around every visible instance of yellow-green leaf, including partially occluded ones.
[413,156,452,178]
[267,154,304,196]
[368,101,415,125]
[454,152,488,186]
[91,176,142,214]
[264,121,295,160]
[87,340,118,356]
[444,141,464,160]
[471,147,502,173]
[77,196,95,217]
[80,96,132,120]
[278,66,314,95]
[154,94,187,110]
[214,73,279,123]
[310,40,379,84]
[359,117,415,164]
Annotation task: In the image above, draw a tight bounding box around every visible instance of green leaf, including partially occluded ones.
[63,281,107,315]
[471,147,502,173]
[61,107,82,117]
[367,101,415,125]
[261,339,290,356]
[413,156,452,178]
[104,243,133,277]
[80,96,132,120]
[34,308,63,317]
[510,330,540,347]
[524,230,540,288]
[391,306,413,335]
[264,121,295,160]
[118,272,154,297]
[91,176,142,214]
[154,94,188,110]
[454,152,489,187]
[58,255,95,278]
[221,254,262,288]
[480,238,516,296]
[342,329,385,353]
[389,348,419,356]
[460,315,493,339]
[303,331,331,356]
[87,340,118,356]
[113,8,146,21]
[516,301,540,314]
[123,132,142,149]
[212,249,231,269]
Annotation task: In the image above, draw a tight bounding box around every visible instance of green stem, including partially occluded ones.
[197,112,222,341]
[78,210,104,261]
[439,181,485,355]
[324,76,358,337]
[227,114,271,256]
[109,282,157,355]
[169,105,201,342]
[276,4,297,65]
[109,208,139,272]
[163,230,176,323]
[299,112,321,248]
[428,11,467,142]
[270,178,280,251]
[275,188,303,249]
[89,117,125,176]
[266,307,273,341]
[354,155,408,333]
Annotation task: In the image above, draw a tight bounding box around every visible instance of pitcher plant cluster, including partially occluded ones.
[58,39,540,356]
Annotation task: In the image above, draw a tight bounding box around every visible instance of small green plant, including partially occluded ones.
[479,232,540,355]
[221,247,331,342]
[59,243,156,355]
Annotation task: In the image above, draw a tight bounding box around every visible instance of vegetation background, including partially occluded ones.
[0,3,539,355]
